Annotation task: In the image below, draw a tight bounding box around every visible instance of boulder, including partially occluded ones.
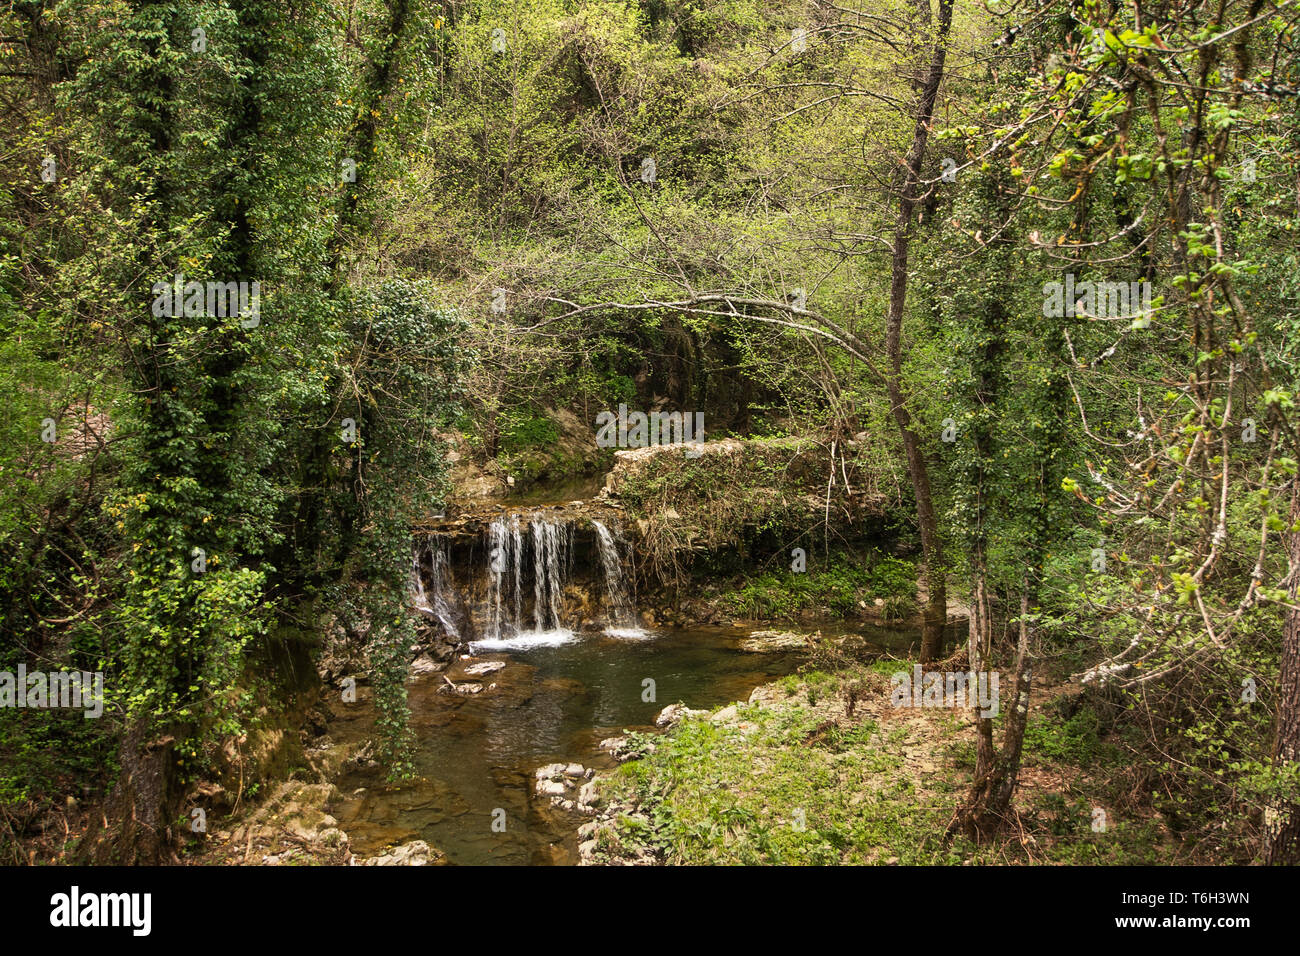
[738,630,813,652]
[655,703,706,728]
[408,654,440,678]
[462,660,507,677]
[360,840,441,866]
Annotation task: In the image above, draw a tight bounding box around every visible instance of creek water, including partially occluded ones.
[346,503,927,865]
[328,623,920,866]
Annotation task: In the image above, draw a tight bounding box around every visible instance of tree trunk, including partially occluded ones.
[884,0,954,663]
[953,586,1034,840]
[1262,485,1300,864]
[78,722,183,865]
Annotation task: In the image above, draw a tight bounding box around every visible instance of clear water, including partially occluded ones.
[329,627,818,865]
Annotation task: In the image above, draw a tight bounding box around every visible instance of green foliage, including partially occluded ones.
[2,0,1297,867]
[722,554,916,620]
[1023,708,1115,767]
[333,279,466,777]
[0,0,467,827]
[499,407,559,454]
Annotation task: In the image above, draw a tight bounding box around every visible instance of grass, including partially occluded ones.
[1022,708,1123,768]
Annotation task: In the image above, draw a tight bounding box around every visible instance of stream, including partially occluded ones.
[327,623,918,866]
[326,501,919,865]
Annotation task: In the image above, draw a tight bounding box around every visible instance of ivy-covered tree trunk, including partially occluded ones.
[940,134,1045,838]
[73,0,187,865]
[84,724,184,865]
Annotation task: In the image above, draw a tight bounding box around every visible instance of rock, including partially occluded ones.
[409,654,439,678]
[361,840,440,866]
[579,839,598,858]
[462,660,506,677]
[537,779,568,797]
[305,739,352,781]
[284,808,339,844]
[748,685,780,707]
[577,781,599,808]
[564,763,585,778]
[454,682,484,695]
[655,703,706,728]
[711,704,739,724]
[535,763,568,780]
[318,827,347,848]
[738,630,813,652]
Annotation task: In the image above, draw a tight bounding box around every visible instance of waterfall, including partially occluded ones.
[591,519,644,638]
[411,537,461,640]
[475,513,575,649]
[415,509,649,653]
[410,546,431,609]
[531,518,571,631]
[428,538,460,640]
[486,516,523,641]
[511,514,524,634]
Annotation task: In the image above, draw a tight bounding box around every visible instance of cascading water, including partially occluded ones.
[591,519,645,638]
[410,547,430,610]
[475,513,575,649]
[427,538,460,640]
[531,518,571,632]
[411,509,648,651]
[511,515,524,634]
[410,537,461,640]
[485,516,514,641]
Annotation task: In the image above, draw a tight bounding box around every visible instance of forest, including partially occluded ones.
[1,0,1298,873]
